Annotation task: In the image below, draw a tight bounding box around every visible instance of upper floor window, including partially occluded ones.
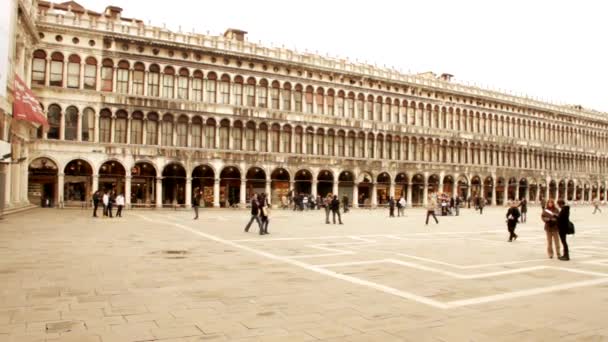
[192,70,203,101]
[178,68,189,100]
[206,72,217,103]
[82,107,95,142]
[162,66,175,98]
[84,57,97,90]
[148,64,160,97]
[115,110,128,143]
[67,54,80,88]
[99,109,111,143]
[233,76,243,106]
[116,60,129,94]
[258,79,268,108]
[100,58,113,92]
[245,122,255,151]
[219,74,230,104]
[132,62,145,95]
[282,83,291,111]
[305,86,314,113]
[50,52,64,87]
[294,85,303,112]
[270,81,280,110]
[161,114,174,146]
[327,90,335,115]
[191,117,202,148]
[47,104,61,139]
[316,89,324,114]
[64,106,78,140]
[146,113,159,145]
[245,77,255,106]
[31,50,46,85]
[177,115,188,147]
[130,111,143,144]
[336,91,345,117]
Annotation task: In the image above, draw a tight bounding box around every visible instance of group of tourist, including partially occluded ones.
[243,193,270,235]
[92,189,125,218]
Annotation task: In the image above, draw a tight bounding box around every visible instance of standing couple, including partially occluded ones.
[244,193,270,235]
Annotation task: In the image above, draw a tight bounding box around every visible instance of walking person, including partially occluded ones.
[455,196,461,216]
[506,201,521,242]
[244,194,263,233]
[520,198,528,223]
[342,195,349,213]
[106,190,114,218]
[541,199,561,259]
[331,195,343,224]
[389,197,395,217]
[478,197,485,214]
[192,188,201,220]
[102,191,109,217]
[592,199,602,214]
[397,196,405,217]
[259,193,270,234]
[425,196,439,225]
[557,199,571,261]
[115,193,125,218]
[92,190,101,217]
[324,194,332,224]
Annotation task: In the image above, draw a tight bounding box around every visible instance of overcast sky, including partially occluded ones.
[75,0,608,113]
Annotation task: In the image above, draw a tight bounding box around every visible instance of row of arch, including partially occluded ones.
[31,49,608,150]
[28,156,608,209]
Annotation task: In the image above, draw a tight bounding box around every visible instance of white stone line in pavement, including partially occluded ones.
[394,252,589,269]
[135,213,450,309]
[286,245,356,259]
[583,259,608,266]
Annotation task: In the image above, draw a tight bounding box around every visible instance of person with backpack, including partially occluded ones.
[506,201,521,242]
[557,199,571,261]
[397,196,405,217]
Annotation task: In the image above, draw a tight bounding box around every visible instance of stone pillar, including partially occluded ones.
[77,112,82,142]
[142,119,147,145]
[312,180,318,198]
[371,182,378,208]
[491,178,497,206]
[332,181,339,197]
[185,177,192,208]
[92,175,99,193]
[57,173,65,208]
[126,118,131,145]
[156,177,163,208]
[352,185,359,208]
[59,111,65,140]
[110,115,115,143]
[407,182,413,208]
[389,181,395,199]
[213,178,220,208]
[535,184,541,203]
[94,114,100,143]
[452,176,458,199]
[125,176,132,209]
[423,178,429,207]
[240,178,247,207]
[265,180,271,205]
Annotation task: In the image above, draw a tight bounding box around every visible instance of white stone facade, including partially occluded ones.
[20,1,608,209]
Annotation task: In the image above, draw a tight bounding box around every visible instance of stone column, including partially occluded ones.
[332,181,339,197]
[265,180,271,205]
[94,114,100,143]
[371,182,378,208]
[126,118,131,145]
[57,173,65,208]
[44,57,50,87]
[491,177,497,206]
[156,177,163,208]
[213,178,220,208]
[185,177,192,208]
[407,182,413,208]
[125,176,132,209]
[352,185,359,209]
[77,112,82,142]
[110,115,115,143]
[142,119,148,145]
[423,177,429,207]
[312,180,318,198]
[59,111,66,140]
[240,177,247,207]
[92,175,99,193]
[389,181,395,199]
[452,175,458,199]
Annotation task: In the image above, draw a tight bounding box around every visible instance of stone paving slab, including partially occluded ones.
[0,206,607,341]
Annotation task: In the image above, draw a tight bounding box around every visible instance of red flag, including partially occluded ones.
[12,74,48,128]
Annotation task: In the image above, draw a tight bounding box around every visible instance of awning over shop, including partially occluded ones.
[12,74,47,127]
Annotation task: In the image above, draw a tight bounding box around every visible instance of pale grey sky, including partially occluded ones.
[76,0,608,113]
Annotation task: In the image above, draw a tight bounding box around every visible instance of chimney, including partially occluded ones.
[104,6,123,19]
[440,73,454,82]
[224,28,247,42]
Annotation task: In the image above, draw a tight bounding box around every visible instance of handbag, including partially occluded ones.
[567,221,575,235]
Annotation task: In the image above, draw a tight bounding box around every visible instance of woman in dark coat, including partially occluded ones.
[259,193,270,235]
[506,201,521,242]
[556,199,570,261]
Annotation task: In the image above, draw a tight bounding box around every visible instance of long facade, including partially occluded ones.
[24,1,608,209]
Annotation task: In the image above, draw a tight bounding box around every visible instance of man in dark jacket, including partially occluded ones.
[388,197,395,217]
[192,188,201,220]
[331,195,343,224]
[244,194,262,233]
[556,199,570,261]
[92,190,100,217]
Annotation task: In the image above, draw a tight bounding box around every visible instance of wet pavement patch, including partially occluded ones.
[46,321,84,333]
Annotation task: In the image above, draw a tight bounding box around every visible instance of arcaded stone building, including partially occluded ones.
[24,1,608,208]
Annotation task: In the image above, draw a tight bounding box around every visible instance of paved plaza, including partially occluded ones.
[1,205,608,341]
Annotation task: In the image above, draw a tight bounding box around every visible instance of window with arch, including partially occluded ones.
[232,76,243,106]
[163,67,175,98]
[367,134,374,158]
[376,135,384,159]
[346,93,355,118]
[366,96,373,120]
[326,90,335,115]
[337,131,345,157]
[148,64,160,97]
[47,104,61,139]
[99,109,111,143]
[259,123,268,152]
[82,107,95,142]
[205,119,216,148]
[31,50,46,85]
[270,81,280,109]
[356,94,364,119]
[282,83,291,110]
[271,124,280,152]
[65,106,78,140]
[178,68,189,100]
[161,114,174,146]
[191,116,202,148]
[356,133,365,158]
[133,62,145,95]
[316,88,324,114]
[232,121,242,150]
[316,129,324,155]
[336,91,345,117]
[327,130,335,156]
[130,111,143,144]
[245,77,255,106]
[245,122,255,151]
[177,115,188,147]
[115,110,128,143]
[116,60,129,93]
[347,132,355,157]
[294,85,303,112]
[206,72,217,103]
[383,100,390,122]
[50,52,64,87]
[295,126,303,154]
[84,57,97,90]
[146,112,159,145]
[305,86,314,113]
[67,54,80,88]
[101,58,113,91]
[192,70,204,101]
[219,120,229,149]
[374,98,382,121]
[258,79,268,108]
[306,127,314,154]
[281,125,291,153]
[219,74,230,104]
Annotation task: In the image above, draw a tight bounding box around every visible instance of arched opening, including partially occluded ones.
[395,173,409,200]
[64,159,93,205]
[220,167,241,208]
[28,157,58,207]
[270,168,290,205]
[575,184,582,201]
[529,179,538,203]
[558,180,566,200]
[98,161,125,195]
[246,167,266,200]
[483,176,493,204]
[518,178,528,201]
[294,169,312,195]
[131,162,157,207]
[549,180,557,200]
[567,180,575,201]
[338,171,354,202]
[192,165,215,207]
[412,173,425,206]
[162,163,186,206]
[592,184,598,201]
[496,177,506,205]
[471,176,482,199]
[442,175,454,197]
[428,174,440,198]
[507,177,518,200]
[357,173,373,207]
[583,183,590,202]
[317,170,334,198]
[376,172,391,205]
[457,175,469,200]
